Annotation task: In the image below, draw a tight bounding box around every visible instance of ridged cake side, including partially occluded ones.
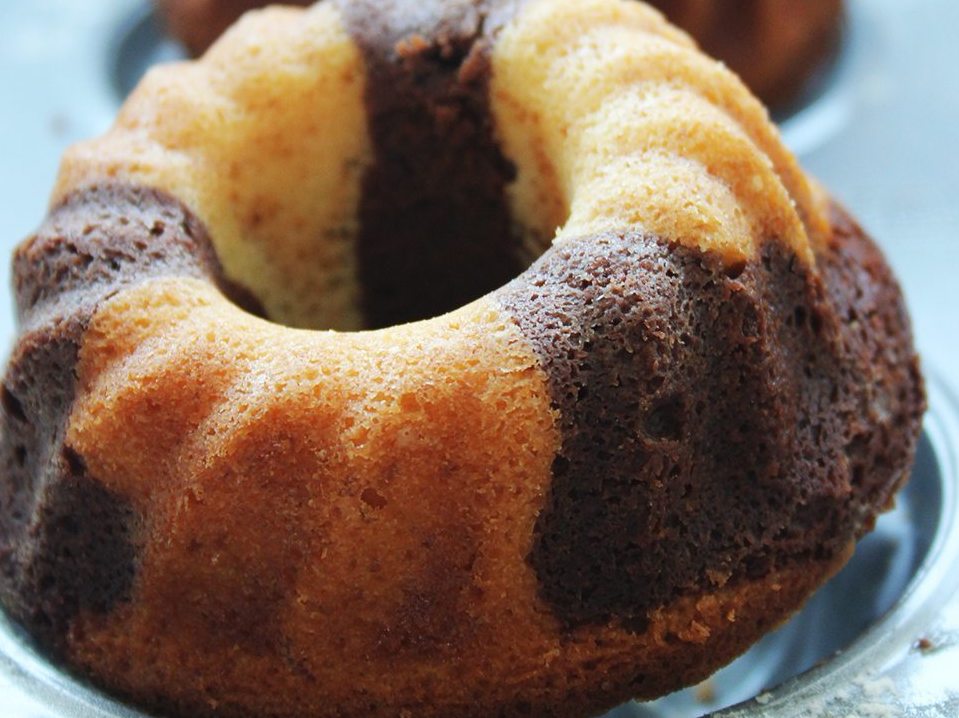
[494,204,924,632]
[63,278,565,717]
[490,0,829,263]
[0,185,245,650]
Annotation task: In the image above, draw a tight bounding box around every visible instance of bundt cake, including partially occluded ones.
[154,0,843,109]
[0,1,923,717]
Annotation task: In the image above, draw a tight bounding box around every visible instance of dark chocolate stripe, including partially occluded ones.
[496,218,923,629]
[0,184,247,652]
[339,0,526,328]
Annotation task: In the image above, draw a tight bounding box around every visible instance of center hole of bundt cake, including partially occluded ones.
[189,10,550,333]
[337,51,532,331]
[351,148,529,330]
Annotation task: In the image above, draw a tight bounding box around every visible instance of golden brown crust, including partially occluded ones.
[65,286,564,717]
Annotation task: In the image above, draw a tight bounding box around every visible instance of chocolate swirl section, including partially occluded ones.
[497,206,923,629]
[0,184,249,651]
[340,0,525,328]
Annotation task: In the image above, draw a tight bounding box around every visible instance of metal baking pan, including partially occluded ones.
[1,0,957,715]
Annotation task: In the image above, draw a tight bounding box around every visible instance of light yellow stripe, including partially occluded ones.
[491,0,826,264]
[53,3,371,330]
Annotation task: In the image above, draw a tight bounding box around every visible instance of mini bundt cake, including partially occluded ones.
[0,1,923,717]
[652,0,843,108]
[154,0,285,56]
[155,0,843,109]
